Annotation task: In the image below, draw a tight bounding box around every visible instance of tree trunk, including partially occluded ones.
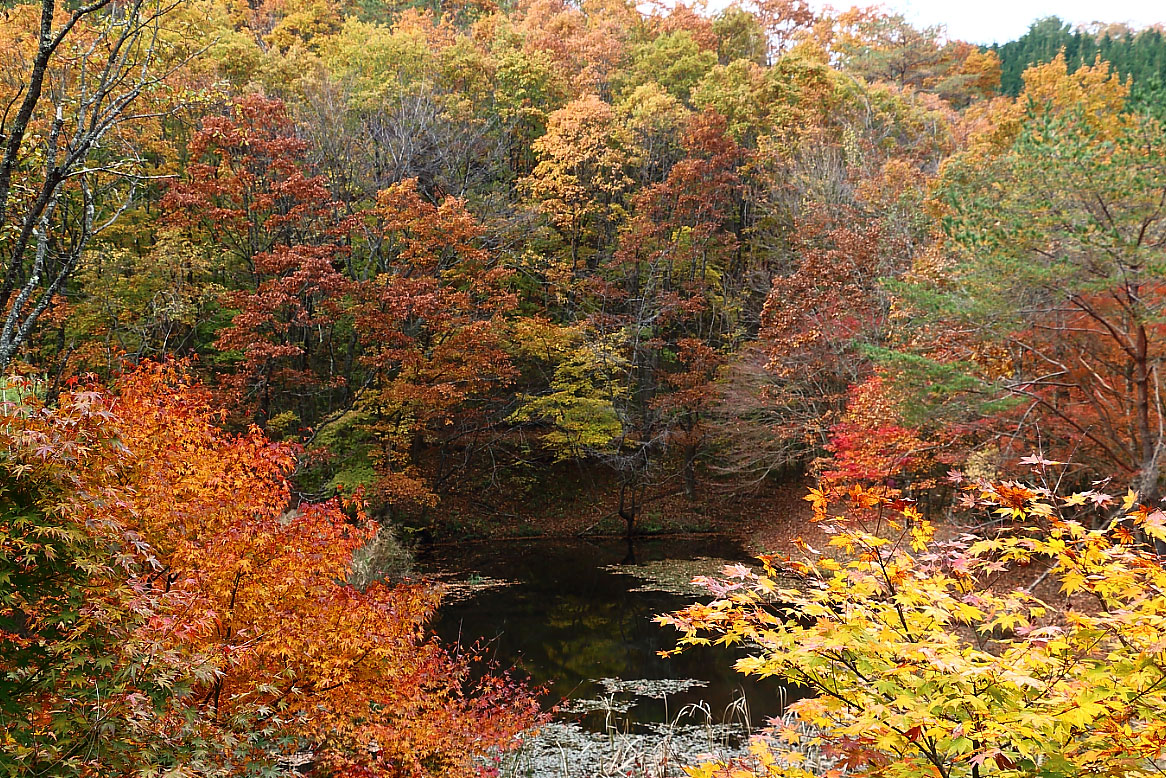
[1132,324,1161,504]
[618,481,638,538]
[683,452,697,502]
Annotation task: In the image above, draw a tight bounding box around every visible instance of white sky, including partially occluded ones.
[817,0,1166,45]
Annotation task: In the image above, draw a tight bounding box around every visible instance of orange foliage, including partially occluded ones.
[762,212,888,378]
[746,0,814,58]
[517,0,636,92]
[615,109,742,295]
[648,2,719,51]
[1021,52,1129,126]
[525,94,637,270]
[1,363,541,776]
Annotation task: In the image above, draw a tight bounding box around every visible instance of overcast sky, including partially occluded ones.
[816,0,1166,45]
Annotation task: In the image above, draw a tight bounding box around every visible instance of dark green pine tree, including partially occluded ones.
[991,16,1166,117]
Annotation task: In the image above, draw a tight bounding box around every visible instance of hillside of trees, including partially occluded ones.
[992,16,1166,112]
[1,0,1012,537]
[3,0,1166,774]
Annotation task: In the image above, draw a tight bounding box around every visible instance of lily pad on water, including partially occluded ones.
[603,557,742,596]
[430,573,516,605]
[595,677,709,699]
[558,678,707,715]
[557,696,636,715]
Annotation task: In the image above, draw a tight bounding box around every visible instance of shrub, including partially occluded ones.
[662,476,1166,777]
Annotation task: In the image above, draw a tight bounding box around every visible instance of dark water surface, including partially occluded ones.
[421,536,793,732]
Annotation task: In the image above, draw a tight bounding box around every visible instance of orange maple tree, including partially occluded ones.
[1,364,541,777]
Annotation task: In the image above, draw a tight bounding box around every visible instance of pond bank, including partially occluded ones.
[421,475,823,554]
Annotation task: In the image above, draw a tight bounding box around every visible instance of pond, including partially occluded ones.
[420,536,806,777]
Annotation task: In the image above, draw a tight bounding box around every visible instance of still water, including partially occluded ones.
[421,536,793,733]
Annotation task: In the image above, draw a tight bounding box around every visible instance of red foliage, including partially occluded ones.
[818,374,930,492]
[163,96,354,423]
[352,179,518,508]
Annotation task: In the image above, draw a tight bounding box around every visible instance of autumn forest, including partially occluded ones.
[4,0,1166,774]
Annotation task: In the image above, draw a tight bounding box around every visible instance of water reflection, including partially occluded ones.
[421,536,792,732]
